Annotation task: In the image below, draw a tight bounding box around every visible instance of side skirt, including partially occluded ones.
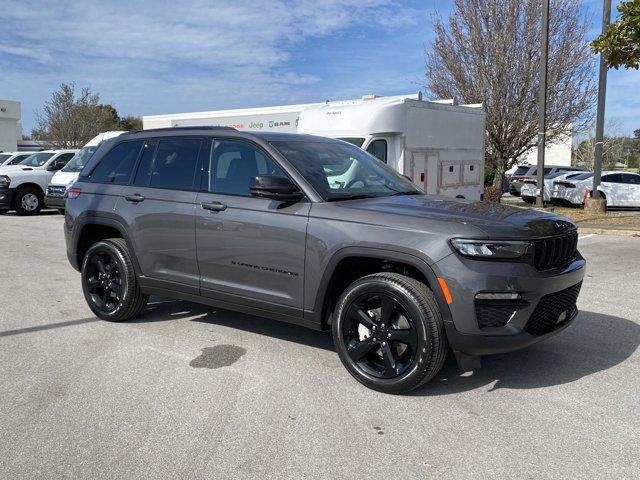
[138,276,323,331]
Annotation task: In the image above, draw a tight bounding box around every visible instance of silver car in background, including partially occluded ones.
[555,171,640,207]
[521,171,587,204]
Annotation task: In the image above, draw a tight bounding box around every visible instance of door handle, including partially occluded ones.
[201,201,227,212]
[125,194,145,203]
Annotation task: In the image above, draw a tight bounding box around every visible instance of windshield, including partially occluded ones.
[513,166,530,176]
[63,146,98,172]
[572,172,594,181]
[0,154,10,164]
[270,140,422,201]
[19,152,54,167]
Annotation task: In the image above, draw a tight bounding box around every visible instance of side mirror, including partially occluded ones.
[250,175,304,202]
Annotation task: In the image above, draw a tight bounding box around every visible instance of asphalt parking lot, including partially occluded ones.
[1,212,638,479]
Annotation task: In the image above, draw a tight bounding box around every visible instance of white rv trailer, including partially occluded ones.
[142,94,486,200]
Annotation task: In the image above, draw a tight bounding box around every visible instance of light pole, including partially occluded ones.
[536,0,550,208]
[591,0,612,206]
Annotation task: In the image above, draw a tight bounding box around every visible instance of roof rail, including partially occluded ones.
[129,126,238,134]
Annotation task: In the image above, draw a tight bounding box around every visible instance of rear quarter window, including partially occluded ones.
[89,141,144,184]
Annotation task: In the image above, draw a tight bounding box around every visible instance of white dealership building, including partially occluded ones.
[0,99,21,153]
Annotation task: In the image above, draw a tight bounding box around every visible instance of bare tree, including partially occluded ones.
[424,0,596,186]
[33,83,118,148]
[574,119,625,169]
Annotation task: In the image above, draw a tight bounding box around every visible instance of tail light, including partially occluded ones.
[66,187,81,199]
[583,188,592,201]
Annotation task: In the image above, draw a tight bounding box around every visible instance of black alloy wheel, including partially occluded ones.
[341,292,418,379]
[81,238,148,321]
[333,273,448,394]
[84,250,124,314]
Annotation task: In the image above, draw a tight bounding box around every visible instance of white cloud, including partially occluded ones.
[0,0,420,130]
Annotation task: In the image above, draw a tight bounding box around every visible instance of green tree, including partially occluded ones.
[118,115,143,131]
[33,83,117,148]
[592,0,640,69]
[634,128,640,139]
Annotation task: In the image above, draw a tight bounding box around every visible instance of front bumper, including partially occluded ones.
[434,251,586,356]
[45,195,66,209]
[0,187,15,209]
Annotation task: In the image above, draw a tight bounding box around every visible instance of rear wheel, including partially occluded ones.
[81,238,148,321]
[332,273,448,394]
[14,187,43,216]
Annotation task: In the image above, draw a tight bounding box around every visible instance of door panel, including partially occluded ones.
[117,138,202,287]
[196,193,309,307]
[195,138,309,309]
[119,187,199,287]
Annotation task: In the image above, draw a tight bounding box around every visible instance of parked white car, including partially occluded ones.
[0,150,77,215]
[45,132,127,212]
[509,164,584,196]
[554,171,640,207]
[520,171,588,204]
[0,152,34,168]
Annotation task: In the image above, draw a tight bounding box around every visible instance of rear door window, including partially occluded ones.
[90,141,144,184]
[132,140,158,187]
[149,138,202,190]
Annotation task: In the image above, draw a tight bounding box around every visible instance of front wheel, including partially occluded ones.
[332,273,448,394]
[14,187,43,216]
[81,238,148,321]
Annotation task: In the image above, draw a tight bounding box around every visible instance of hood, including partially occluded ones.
[335,195,576,238]
[50,170,80,186]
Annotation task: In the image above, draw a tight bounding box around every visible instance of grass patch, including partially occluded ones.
[502,196,640,229]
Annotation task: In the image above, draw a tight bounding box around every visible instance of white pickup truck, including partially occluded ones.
[0,150,77,215]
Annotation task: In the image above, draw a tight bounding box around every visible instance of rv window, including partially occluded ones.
[337,138,365,147]
[366,139,387,164]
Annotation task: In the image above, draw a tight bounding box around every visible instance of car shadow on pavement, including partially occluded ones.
[190,309,335,351]
[416,310,640,395]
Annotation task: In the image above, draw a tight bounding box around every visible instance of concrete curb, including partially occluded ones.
[578,227,640,237]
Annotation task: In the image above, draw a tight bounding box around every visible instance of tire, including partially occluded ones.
[332,273,448,394]
[14,186,43,216]
[81,238,148,321]
[522,196,535,204]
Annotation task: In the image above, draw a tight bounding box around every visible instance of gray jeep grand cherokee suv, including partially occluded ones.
[64,127,585,393]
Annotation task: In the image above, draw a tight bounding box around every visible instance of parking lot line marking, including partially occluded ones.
[578,234,596,240]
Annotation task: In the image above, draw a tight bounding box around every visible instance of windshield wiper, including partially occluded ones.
[326,194,378,202]
[389,190,422,196]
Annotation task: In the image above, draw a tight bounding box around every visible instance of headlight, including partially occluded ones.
[0,175,10,188]
[451,239,531,259]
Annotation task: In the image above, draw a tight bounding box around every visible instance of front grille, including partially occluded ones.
[476,301,526,329]
[47,185,66,198]
[533,230,578,270]
[524,282,582,336]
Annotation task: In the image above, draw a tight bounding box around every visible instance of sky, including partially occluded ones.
[1,0,638,136]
